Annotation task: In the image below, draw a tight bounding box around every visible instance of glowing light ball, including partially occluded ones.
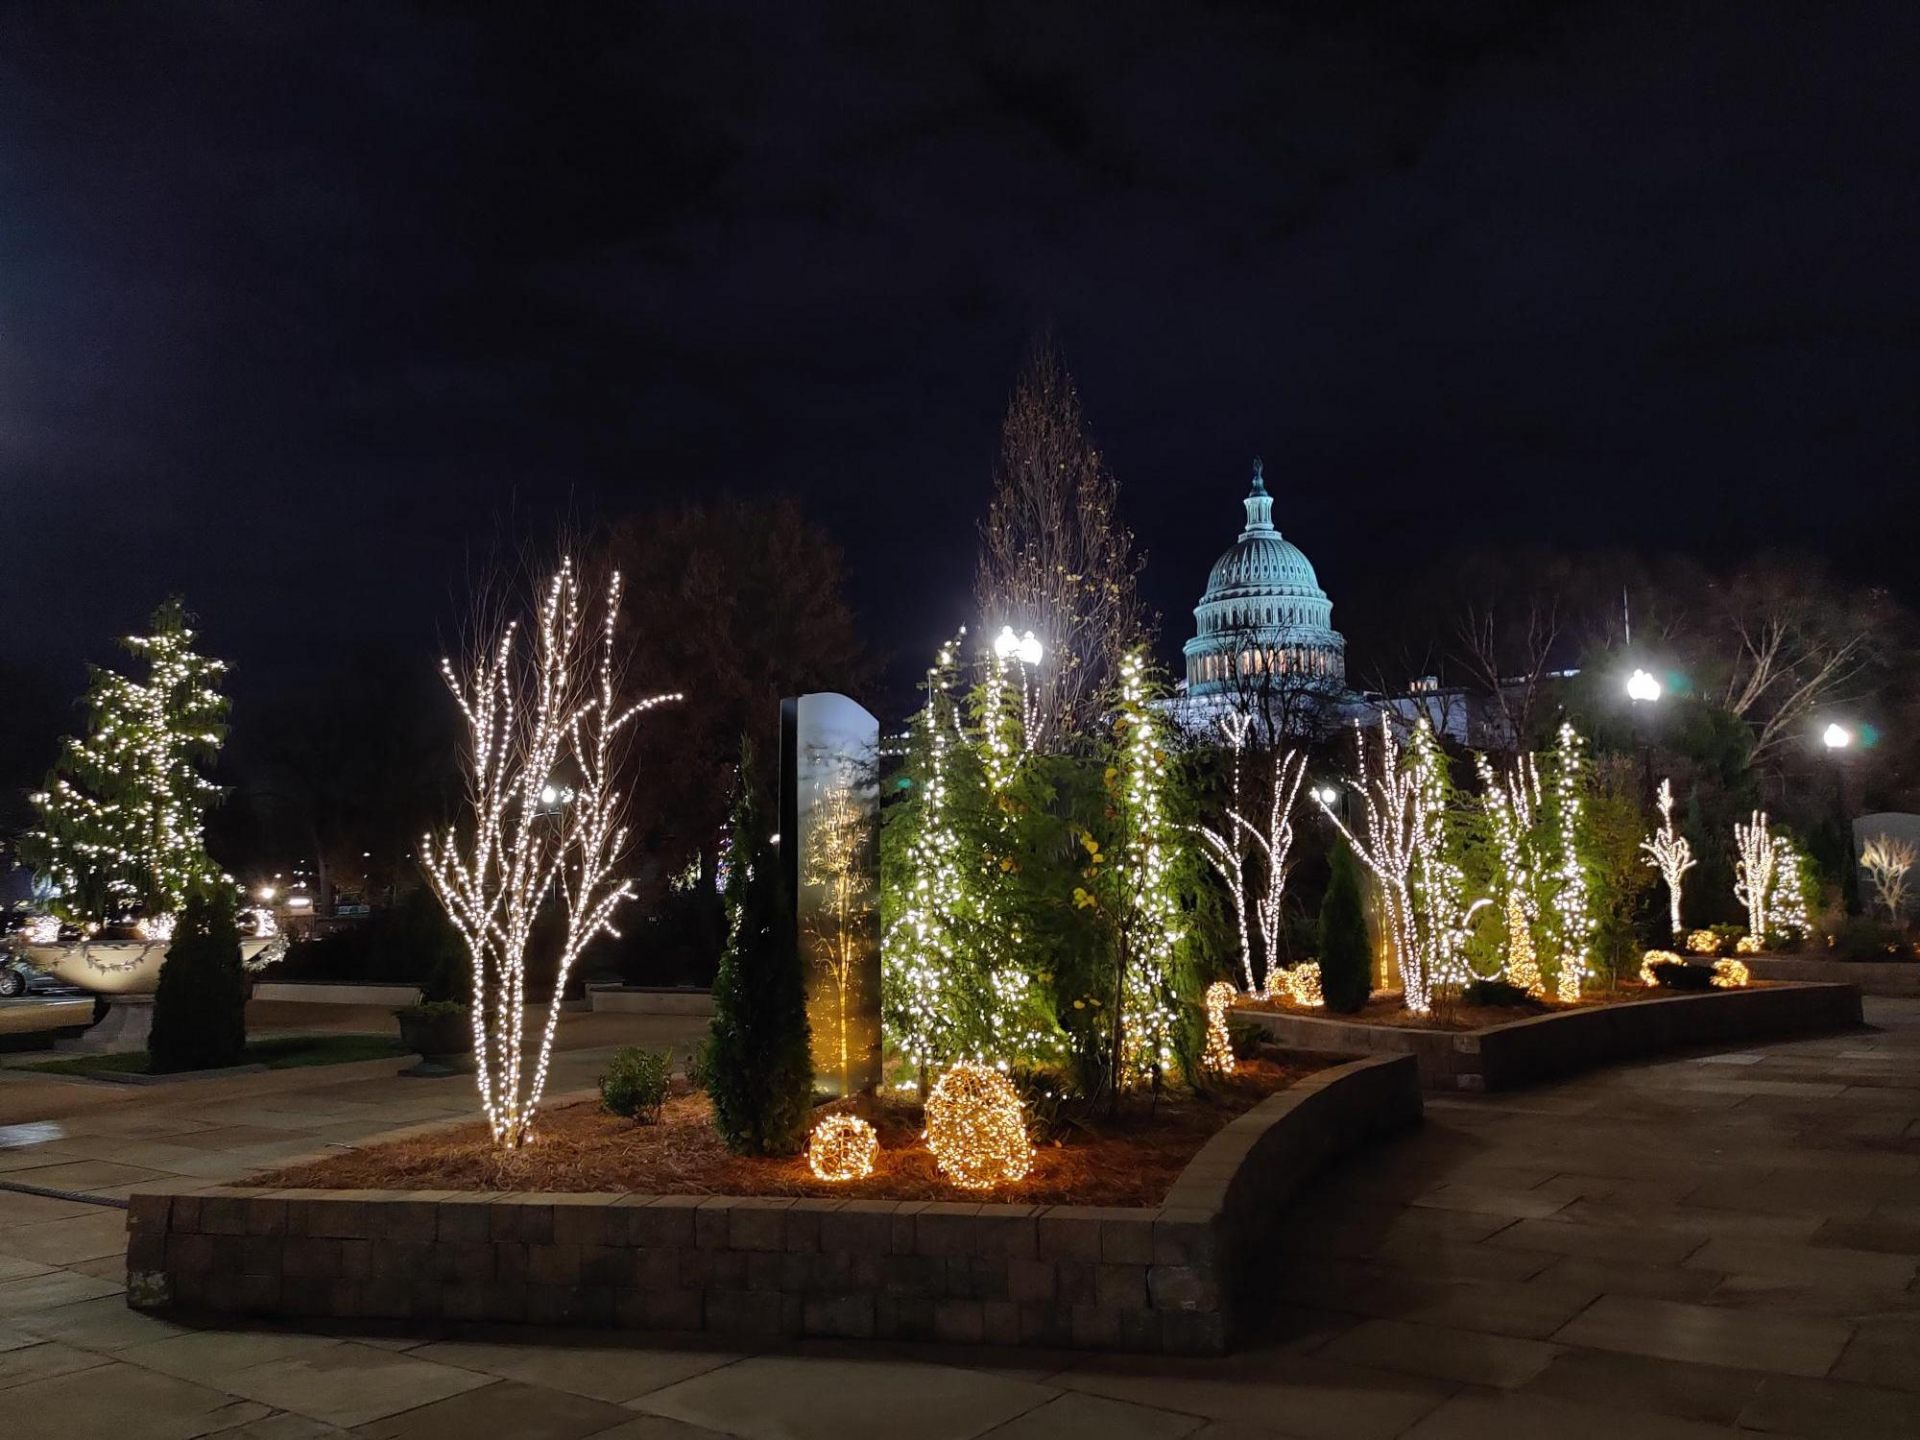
[1640,949,1681,985]
[807,1113,878,1182]
[923,1061,1032,1191]
[1735,933,1762,955]
[1284,964,1324,1008]
[1686,929,1721,956]
[1202,981,1237,1074]
[1712,958,1750,989]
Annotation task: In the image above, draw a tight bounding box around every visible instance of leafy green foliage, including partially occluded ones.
[707,746,813,1155]
[599,1047,673,1123]
[148,889,247,1074]
[1318,845,1371,1014]
[1583,757,1657,986]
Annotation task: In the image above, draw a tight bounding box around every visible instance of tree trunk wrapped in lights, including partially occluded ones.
[1639,778,1696,940]
[1546,723,1594,1002]
[1195,712,1308,999]
[1316,716,1484,1014]
[422,558,677,1150]
[1861,835,1916,922]
[1733,810,1779,942]
[1108,654,1192,1086]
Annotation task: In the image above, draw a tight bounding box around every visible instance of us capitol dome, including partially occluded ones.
[1182,459,1346,698]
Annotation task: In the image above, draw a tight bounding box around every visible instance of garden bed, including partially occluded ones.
[125,1054,1421,1354]
[1236,981,1862,1091]
[260,1056,1328,1207]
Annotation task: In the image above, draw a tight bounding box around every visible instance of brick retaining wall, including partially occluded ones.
[124,1054,1420,1355]
[1236,981,1863,1091]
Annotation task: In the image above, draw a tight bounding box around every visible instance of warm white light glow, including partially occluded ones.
[256,885,276,902]
[422,558,679,1150]
[285,895,312,910]
[1626,668,1662,703]
[923,1060,1032,1190]
[1195,712,1307,1000]
[807,1113,878,1181]
[1823,722,1853,750]
[1202,981,1237,1074]
[1639,779,1696,940]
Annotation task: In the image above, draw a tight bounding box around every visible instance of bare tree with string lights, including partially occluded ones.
[423,556,678,1149]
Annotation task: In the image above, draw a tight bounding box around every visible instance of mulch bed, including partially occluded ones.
[259,1055,1332,1207]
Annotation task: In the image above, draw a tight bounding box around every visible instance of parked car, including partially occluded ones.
[0,954,80,998]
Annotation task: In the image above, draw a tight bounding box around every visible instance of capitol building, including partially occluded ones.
[1177,460,1348,731]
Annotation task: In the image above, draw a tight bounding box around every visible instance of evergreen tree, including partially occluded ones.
[148,888,247,1073]
[1319,846,1372,1014]
[706,745,813,1155]
[20,598,228,923]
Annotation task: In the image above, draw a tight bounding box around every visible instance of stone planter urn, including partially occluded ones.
[394,1003,476,1077]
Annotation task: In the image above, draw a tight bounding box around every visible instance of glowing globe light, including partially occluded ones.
[1626,668,1662,703]
[1311,785,1339,806]
[807,1113,878,1182]
[1823,723,1853,750]
[923,1060,1032,1191]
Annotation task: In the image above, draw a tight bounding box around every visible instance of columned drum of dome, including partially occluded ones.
[1183,460,1345,697]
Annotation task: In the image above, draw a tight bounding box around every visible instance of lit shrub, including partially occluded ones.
[1712,958,1751,989]
[1686,929,1722,956]
[1640,949,1682,985]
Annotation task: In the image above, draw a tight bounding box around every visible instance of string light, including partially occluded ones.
[1765,834,1810,942]
[1640,949,1681,984]
[1505,892,1543,998]
[1111,654,1186,1083]
[1316,716,1484,1014]
[1548,724,1592,1003]
[1202,980,1237,1074]
[1195,713,1307,999]
[807,1113,878,1181]
[1639,779,1696,940]
[1733,811,1779,943]
[23,916,59,945]
[923,1060,1032,1191]
[20,601,229,926]
[1712,958,1750,989]
[133,913,175,943]
[1281,962,1323,1007]
[1687,928,1721,956]
[422,559,679,1149]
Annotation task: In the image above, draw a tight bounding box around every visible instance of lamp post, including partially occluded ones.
[1625,669,1661,790]
[1822,722,1857,913]
[991,626,1044,749]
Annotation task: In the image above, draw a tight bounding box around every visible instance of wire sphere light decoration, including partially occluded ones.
[807,1113,879,1182]
[923,1061,1032,1191]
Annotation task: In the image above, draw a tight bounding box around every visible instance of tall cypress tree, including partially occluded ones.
[20,598,228,923]
[706,744,813,1155]
[1319,846,1372,1014]
[149,888,247,1073]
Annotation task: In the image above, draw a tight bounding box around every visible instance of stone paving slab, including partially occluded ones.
[6,1000,1920,1436]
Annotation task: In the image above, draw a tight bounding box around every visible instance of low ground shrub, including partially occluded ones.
[1651,960,1715,991]
[149,891,248,1074]
[600,1046,673,1123]
[1826,918,1916,962]
[1461,978,1537,1008]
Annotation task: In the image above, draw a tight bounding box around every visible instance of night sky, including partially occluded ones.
[4,3,1915,733]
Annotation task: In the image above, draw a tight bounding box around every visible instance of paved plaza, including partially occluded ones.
[0,1000,1916,1438]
